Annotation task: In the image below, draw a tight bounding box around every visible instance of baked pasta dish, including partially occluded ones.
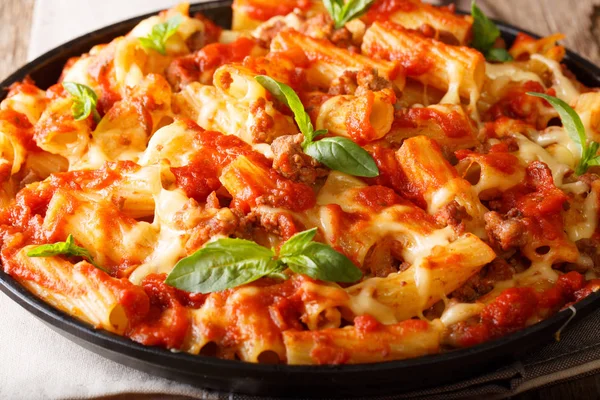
[2,0,600,365]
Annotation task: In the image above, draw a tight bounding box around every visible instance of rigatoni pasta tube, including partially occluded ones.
[362,21,484,105]
[271,30,404,91]
[284,319,442,365]
[5,248,149,334]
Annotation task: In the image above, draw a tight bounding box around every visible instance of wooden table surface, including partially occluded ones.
[1,0,600,399]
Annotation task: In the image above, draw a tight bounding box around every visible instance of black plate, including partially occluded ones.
[2,2,600,398]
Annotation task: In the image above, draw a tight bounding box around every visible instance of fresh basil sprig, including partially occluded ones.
[27,234,107,272]
[138,15,183,55]
[323,0,375,29]
[471,1,513,62]
[255,75,379,178]
[527,92,600,175]
[165,228,362,294]
[62,82,101,123]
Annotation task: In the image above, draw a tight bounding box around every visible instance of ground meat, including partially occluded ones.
[254,19,289,47]
[328,71,358,95]
[576,238,600,273]
[484,209,528,251]
[166,55,199,91]
[435,200,471,234]
[363,237,410,277]
[356,69,393,94]
[271,134,328,185]
[577,173,600,187]
[329,26,354,49]
[249,98,276,143]
[328,69,392,96]
[185,208,239,253]
[451,258,516,302]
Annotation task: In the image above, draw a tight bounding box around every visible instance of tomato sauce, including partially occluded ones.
[366,0,418,21]
[455,148,520,175]
[395,107,473,139]
[7,77,41,98]
[355,185,403,212]
[172,128,269,203]
[485,81,549,127]
[0,109,38,151]
[195,37,257,72]
[127,273,192,349]
[500,161,567,217]
[235,0,312,21]
[454,271,590,347]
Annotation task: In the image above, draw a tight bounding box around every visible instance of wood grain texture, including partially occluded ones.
[1,0,600,399]
[0,0,35,81]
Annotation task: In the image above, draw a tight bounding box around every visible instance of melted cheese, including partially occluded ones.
[440,60,462,105]
[531,54,580,104]
[485,62,544,85]
[440,302,485,326]
[128,188,189,284]
[567,188,598,241]
[346,280,398,325]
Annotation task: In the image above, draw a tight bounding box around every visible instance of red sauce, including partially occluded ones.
[501,161,567,217]
[345,91,377,144]
[455,271,590,347]
[0,109,38,152]
[86,48,122,114]
[7,77,41,98]
[364,142,427,209]
[354,314,381,335]
[50,161,137,191]
[355,185,403,212]
[485,81,550,127]
[230,163,317,212]
[171,127,269,203]
[234,0,312,21]
[366,0,418,21]
[394,107,474,139]
[195,37,257,72]
[128,273,191,349]
[455,148,520,175]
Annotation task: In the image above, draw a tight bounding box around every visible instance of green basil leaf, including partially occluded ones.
[486,48,513,62]
[527,92,585,150]
[138,15,183,55]
[279,228,318,258]
[471,1,500,54]
[165,238,279,293]
[304,137,379,177]
[527,92,600,175]
[281,242,362,283]
[255,75,314,138]
[322,0,343,25]
[63,82,100,122]
[338,0,375,29]
[324,0,374,29]
[27,234,106,271]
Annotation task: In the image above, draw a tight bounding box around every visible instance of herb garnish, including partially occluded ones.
[323,0,375,29]
[527,92,600,175]
[165,228,362,293]
[255,75,379,177]
[138,15,183,55]
[471,1,513,62]
[27,234,107,272]
[62,82,101,123]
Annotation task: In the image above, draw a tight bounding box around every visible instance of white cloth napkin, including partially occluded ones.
[3,4,221,399]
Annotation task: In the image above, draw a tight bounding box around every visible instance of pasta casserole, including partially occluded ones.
[2,0,600,365]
